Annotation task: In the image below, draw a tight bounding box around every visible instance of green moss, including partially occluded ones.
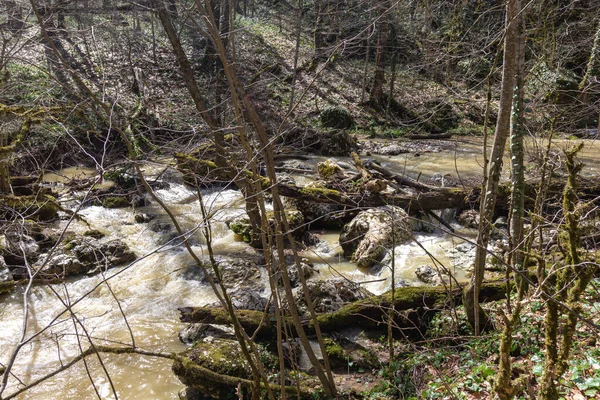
[265,209,304,227]
[175,153,217,173]
[83,229,105,239]
[187,339,251,378]
[0,281,16,295]
[320,106,353,129]
[229,219,252,243]
[324,337,344,358]
[0,194,59,221]
[317,160,342,179]
[63,240,77,251]
[243,170,271,188]
[102,196,130,209]
[103,169,136,189]
[298,186,341,198]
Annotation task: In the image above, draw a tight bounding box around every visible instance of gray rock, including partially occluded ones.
[376,144,409,156]
[340,206,412,269]
[134,213,156,223]
[0,233,40,266]
[179,323,235,345]
[415,265,444,285]
[230,290,269,311]
[38,238,136,278]
[0,256,13,283]
[319,129,358,156]
[286,198,349,229]
[292,278,370,316]
[458,209,480,228]
[200,256,265,293]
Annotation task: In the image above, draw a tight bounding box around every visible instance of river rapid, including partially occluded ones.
[0,136,598,399]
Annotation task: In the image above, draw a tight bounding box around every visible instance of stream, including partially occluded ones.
[0,136,598,399]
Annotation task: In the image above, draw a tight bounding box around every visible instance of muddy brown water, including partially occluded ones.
[1,137,598,399]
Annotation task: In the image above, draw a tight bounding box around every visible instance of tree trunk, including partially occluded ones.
[465,0,519,335]
[509,0,526,293]
[0,131,11,194]
[369,0,389,107]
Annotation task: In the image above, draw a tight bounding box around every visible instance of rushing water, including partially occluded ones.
[1,136,598,399]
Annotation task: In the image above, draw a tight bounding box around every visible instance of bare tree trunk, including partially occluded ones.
[510,1,526,294]
[494,4,526,397]
[288,0,303,113]
[369,0,389,107]
[0,131,11,194]
[464,0,519,335]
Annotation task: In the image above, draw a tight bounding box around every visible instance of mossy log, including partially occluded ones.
[0,194,60,221]
[277,182,470,212]
[179,281,508,340]
[278,175,600,213]
[172,354,313,399]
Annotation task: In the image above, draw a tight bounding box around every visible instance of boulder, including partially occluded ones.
[316,159,344,180]
[271,253,316,288]
[177,338,252,381]
[0,233,41,266]
[179,323,236,345]
[320,106,353,129]
[0,194,59,221]
[319,129,357,156]
[340,206,412,269]
[0,255,16,294]
[285,197,351,229]
[415,265,444,285]
[458,209,480,228]
[37,238,136,279]
[291,278,370,316]
[226,209,306,243]
[198,256,265,294]
[0,255,15,294]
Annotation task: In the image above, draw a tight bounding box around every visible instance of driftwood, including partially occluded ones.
[364,160,438,191]
[178,282,508,340]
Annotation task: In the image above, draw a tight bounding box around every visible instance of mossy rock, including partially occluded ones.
[227,209,306,243]
[101,196,130,208]
[103,169,136,189]
[187,338,252,378]
[322,337,379,371]
[317,159,343,180]
[320,106,353,129]
[227,218,253,243]
[83,229,105,239]
[0,194,59,221]
[319,129,358,156]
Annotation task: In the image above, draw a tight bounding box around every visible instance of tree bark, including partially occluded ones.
[465,0,519,335]
[369,0,389,107]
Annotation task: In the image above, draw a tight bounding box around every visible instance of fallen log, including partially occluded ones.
[277,183,471,212]
[178,281,507,340]
[364,160,438,191]
[278,175,600,214]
